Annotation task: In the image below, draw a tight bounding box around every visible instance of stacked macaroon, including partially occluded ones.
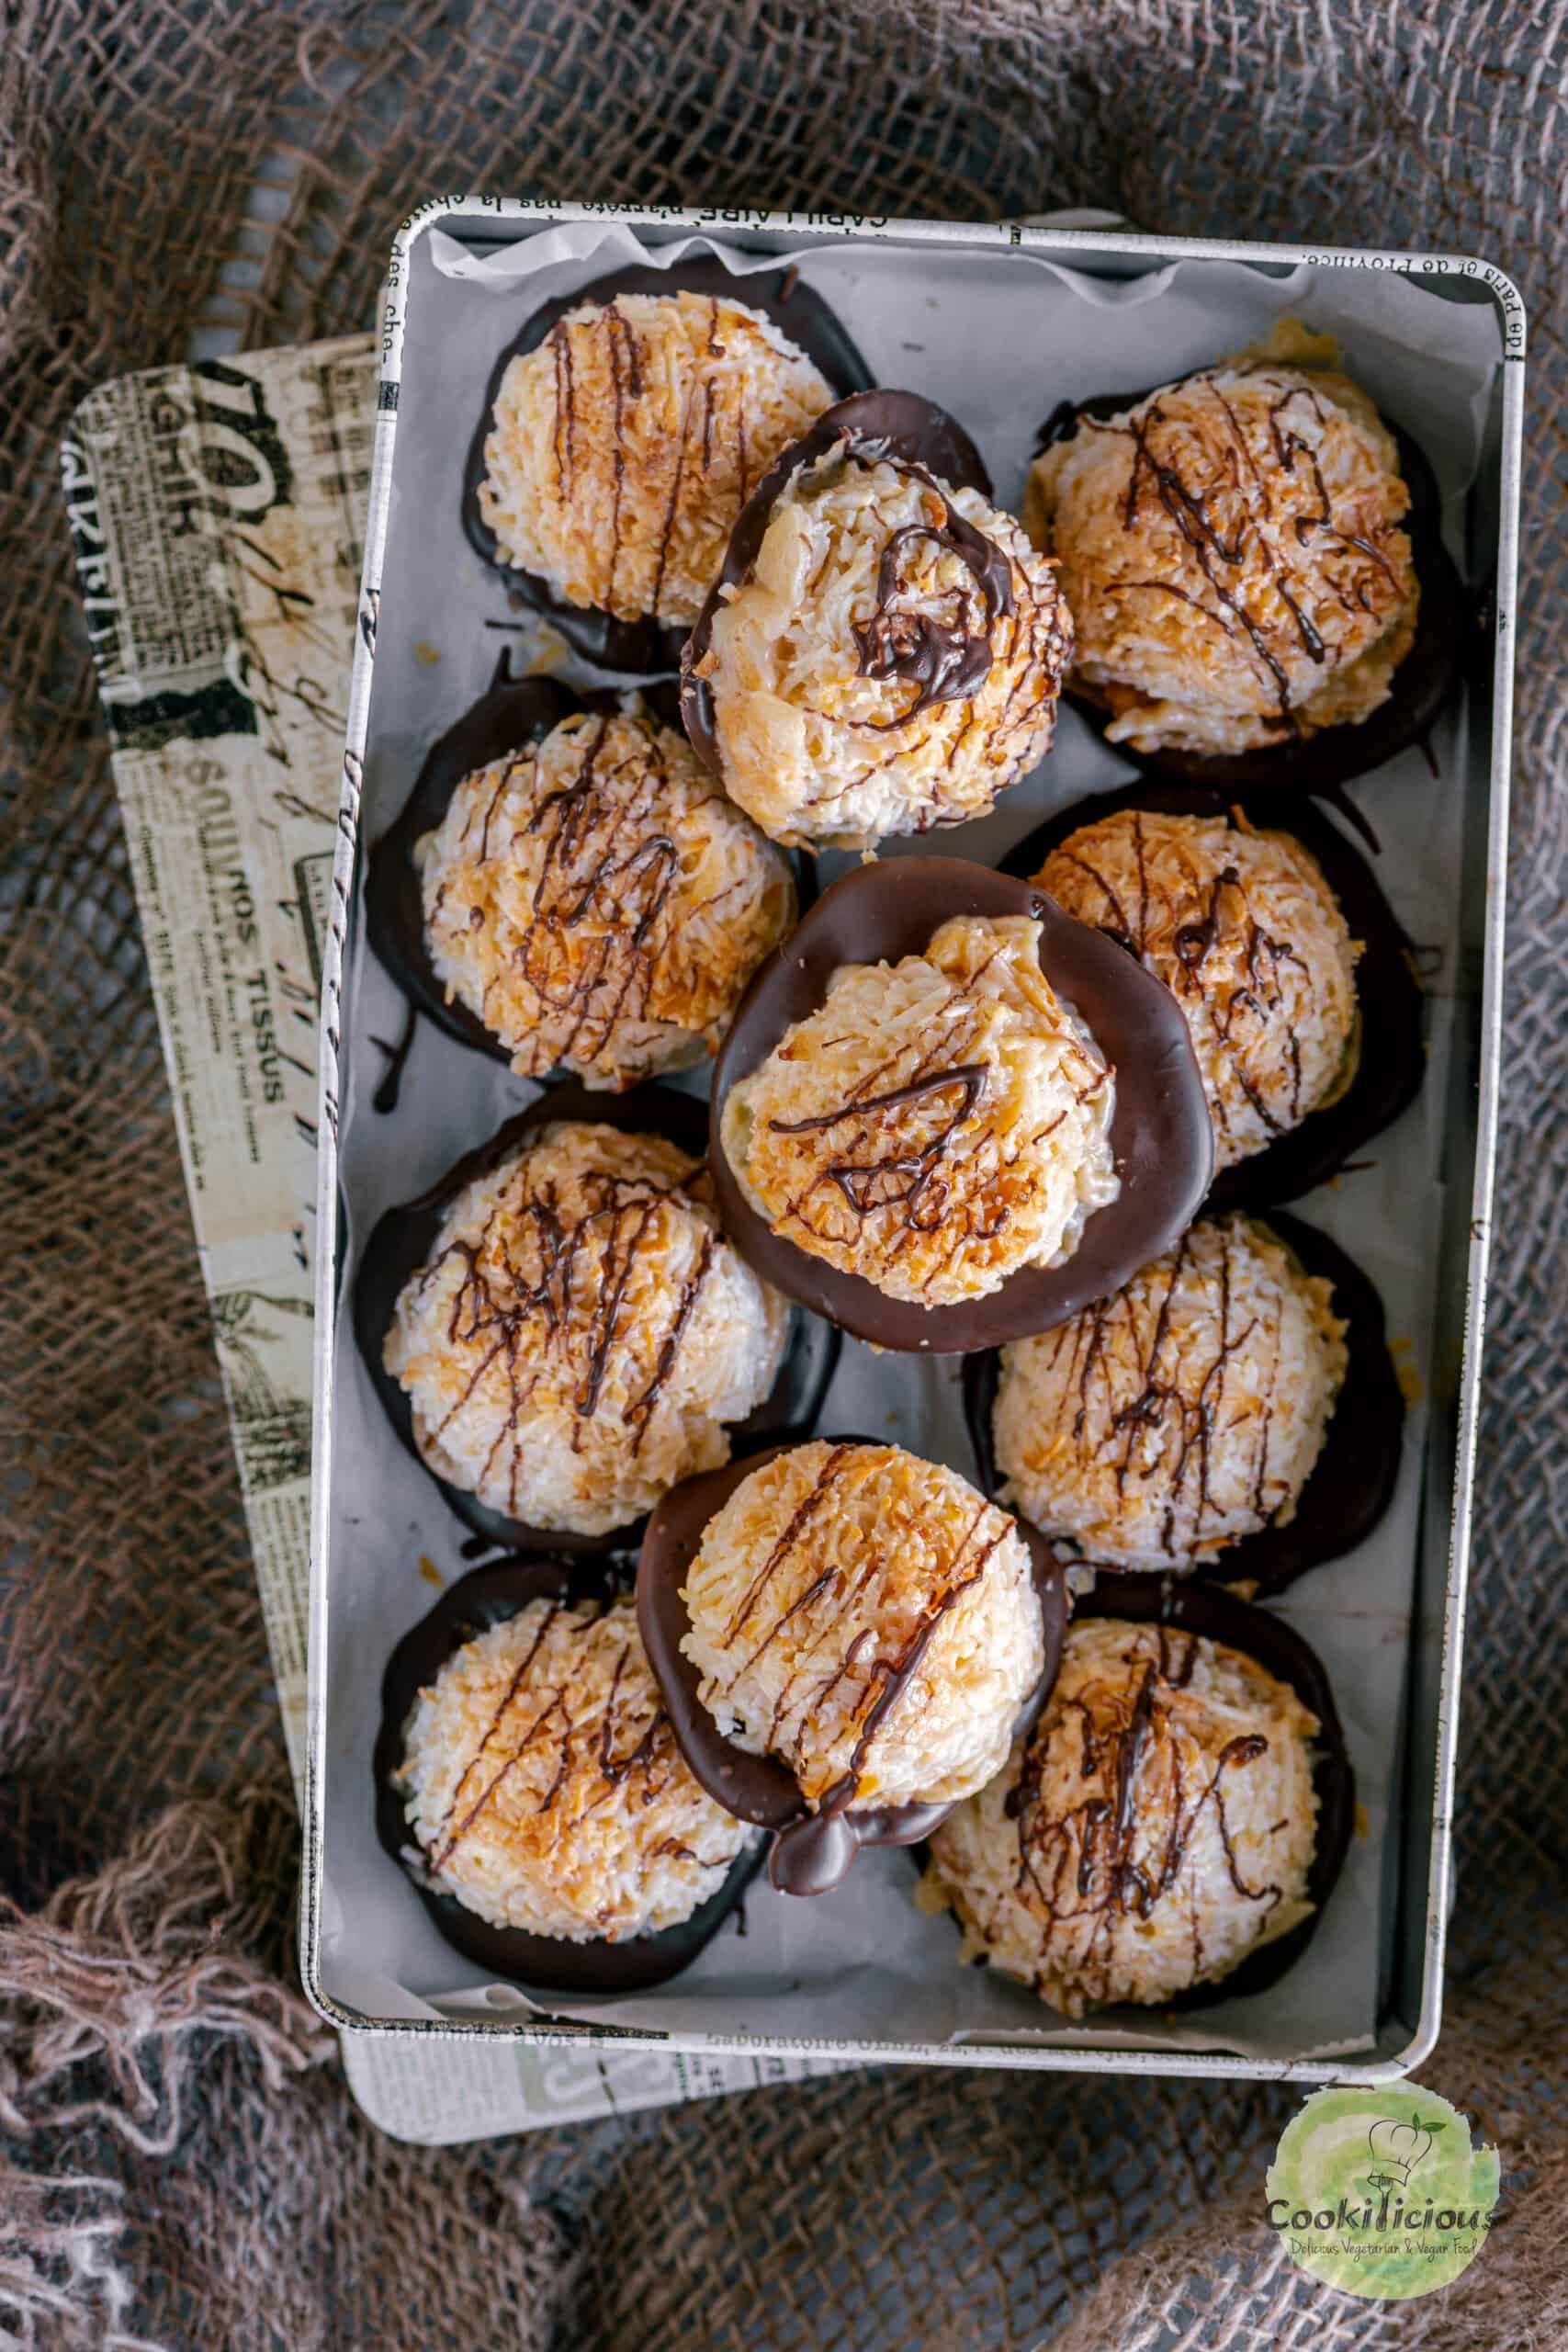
[364,265,1447,2009]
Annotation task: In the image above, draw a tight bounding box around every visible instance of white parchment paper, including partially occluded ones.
[321,221,1500,2062]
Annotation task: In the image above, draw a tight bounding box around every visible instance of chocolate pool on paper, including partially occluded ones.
[962,1208,1405,1598]
[374,1556,760,1993]
[636,1441,1072,1897]
[462,257,873,674]
[1037,392,1464,822]
[706,857,1215,1353]
[352,1080,840,1559]
[1001,784,1427,1210]
[681,388,995,774]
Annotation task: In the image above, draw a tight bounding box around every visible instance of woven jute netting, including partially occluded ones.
[3,3,1564,2345]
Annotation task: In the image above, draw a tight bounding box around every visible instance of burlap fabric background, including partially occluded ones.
[3,4,1563,2345]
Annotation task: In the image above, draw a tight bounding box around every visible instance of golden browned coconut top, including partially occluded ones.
[479,290,836,627]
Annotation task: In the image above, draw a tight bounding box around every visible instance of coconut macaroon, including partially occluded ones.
[383,1121,787,1537]
[924,1618,1320,2013]
[993,1214,1348,1570]
[395,1594,750,1940]
[478,291,835,629]
[680,1441,1044,1813]
[1034,807,1359,1170]
[720,912,1119,1309]
[1025,322,1418,758]
[415,707,795,1089]
[693,445,1072,849]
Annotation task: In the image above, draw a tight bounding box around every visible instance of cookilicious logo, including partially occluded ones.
[1266,2083,1499,2299]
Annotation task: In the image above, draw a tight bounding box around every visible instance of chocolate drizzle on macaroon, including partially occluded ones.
[1002,784,1426,1208]
[364,651,798,1095]
[1054,1576,1352,2007]
[364,655,597,1072]
[962,1208,1404,1596]
[375,1556,760,1991]
[919,1576,1352,2012]
[353,1081,840,1559]
[462,259,872,674]
[708,857,1213,1353]
[682,389,998,775]
[1034,383,1463,815]
[851,486,1016,723]
[637,1441,1071,1896]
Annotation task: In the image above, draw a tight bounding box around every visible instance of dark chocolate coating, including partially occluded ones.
[706,857,1214,1352]
[364,656,590,1067]
[1001,784,1426,1209]
[362,650,807,1084]
[919,1574,1354,2012]
[1038,390,1465,817]
[352,1080,840,1559]
[461,259,873,674]
[636,1438,1071,1896]
[681,390,995,775]
[374,1556,760,1992]
[961,1207,1404,1597]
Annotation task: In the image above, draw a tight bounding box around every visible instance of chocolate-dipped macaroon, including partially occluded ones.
[637,1439,1069,1896]
[682,391,1073,850]
[465,259,869,672]
[1005,786,1425,1204]
[377,1558,756,1991]
[921,1581,1352,2013]
[709,857,1213,1352]
[965,1209,1404,1593]
[366,662,585,1072]
[358,1085,838,1555]
[1026,320,1462,794]
[381,680,795,1089]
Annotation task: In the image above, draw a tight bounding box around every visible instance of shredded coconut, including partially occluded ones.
[696,445,1072,847]
[384,1121,787,1535]
[722,913,1119,1306]
[417,707,794,1088]
[680,1441,1044,1810]
[1036,807,1359,1169]
[1026,321,1417,756]
[398,1595,750,1939]
[479,290,834,626]
[925,1617,1320,2013]
[993,1213,1348,1569]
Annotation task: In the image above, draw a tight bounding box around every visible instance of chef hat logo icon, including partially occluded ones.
[1366,2112,1441,2188]
[1268,2085,1499,2301]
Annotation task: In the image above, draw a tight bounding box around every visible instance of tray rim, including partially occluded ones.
[303,195,1523,2084]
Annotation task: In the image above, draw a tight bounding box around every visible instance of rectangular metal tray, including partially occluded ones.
[304,200,1521,2082]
